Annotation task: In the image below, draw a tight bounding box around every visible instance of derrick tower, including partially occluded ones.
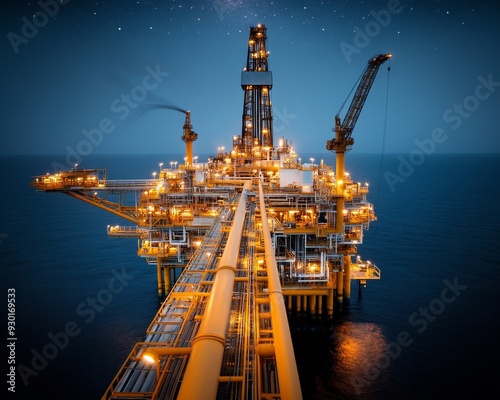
[240,24,273,154]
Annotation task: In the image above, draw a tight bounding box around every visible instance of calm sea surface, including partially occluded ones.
[2,153,499,399]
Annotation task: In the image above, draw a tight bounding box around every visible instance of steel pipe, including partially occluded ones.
[177,181,252,400]
[258,181,303,400]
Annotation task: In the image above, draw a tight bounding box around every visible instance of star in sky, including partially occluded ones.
[1,0,499,155]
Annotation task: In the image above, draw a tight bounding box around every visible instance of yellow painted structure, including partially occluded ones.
[177,181,251,400]
[31,24,388,400]
[258,180,303,400]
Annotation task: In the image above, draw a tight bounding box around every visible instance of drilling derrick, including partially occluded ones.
[240,24,273,155]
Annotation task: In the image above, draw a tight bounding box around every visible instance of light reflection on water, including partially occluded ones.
[330,321,389,398]
[293,317,393,400]
[5,155,498,399]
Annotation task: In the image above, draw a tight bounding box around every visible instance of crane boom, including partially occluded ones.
[326,53,391,153]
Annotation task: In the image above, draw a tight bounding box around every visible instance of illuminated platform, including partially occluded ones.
[31,24,389,400]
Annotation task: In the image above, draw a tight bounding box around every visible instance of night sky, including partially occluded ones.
[2,0,500,157]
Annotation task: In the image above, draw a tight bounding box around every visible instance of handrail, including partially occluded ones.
[176,181,252,400]
[258,180,303,400]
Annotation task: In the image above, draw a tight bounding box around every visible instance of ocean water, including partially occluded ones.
[2,153,499,400]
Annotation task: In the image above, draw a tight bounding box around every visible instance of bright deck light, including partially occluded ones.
[142,350,158,364]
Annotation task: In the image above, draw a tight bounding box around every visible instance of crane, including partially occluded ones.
[326,54,391,301]
[326,53,391,154]
[326,54,390,303]
[326,53,390,194]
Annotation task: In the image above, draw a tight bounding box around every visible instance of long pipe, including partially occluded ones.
[336,151,345,302]
[258,181,303,400]
[177,180,252,400]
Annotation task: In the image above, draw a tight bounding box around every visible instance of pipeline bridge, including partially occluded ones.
[100,180,302,399]
[31,169,380,399]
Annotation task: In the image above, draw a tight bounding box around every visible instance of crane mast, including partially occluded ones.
[326,53,390,244]
[240,24,273,154]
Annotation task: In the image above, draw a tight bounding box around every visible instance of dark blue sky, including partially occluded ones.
[2,0,500,156]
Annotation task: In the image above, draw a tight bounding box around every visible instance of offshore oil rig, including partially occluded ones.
[32,25,389,400]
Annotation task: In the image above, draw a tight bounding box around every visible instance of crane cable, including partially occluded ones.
[337,68,364,117]
[374,61,391,246]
